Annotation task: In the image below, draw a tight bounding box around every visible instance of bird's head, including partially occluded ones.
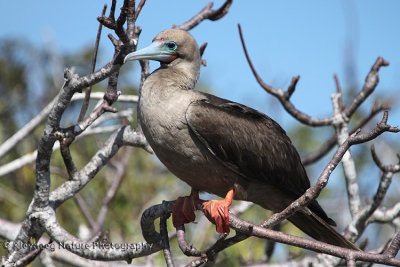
[124,29,200,68]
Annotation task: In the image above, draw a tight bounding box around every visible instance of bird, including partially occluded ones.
[124,29,357,249]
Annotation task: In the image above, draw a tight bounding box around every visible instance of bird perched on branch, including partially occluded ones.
[124,29,357,249]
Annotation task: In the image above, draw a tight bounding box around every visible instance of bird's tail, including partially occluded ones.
[288,210,359,250]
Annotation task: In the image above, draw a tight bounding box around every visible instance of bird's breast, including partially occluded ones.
[138,86,232,196]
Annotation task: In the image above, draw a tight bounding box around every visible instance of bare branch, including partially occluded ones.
[0,92,137,166]
[238,24,390,128]
[98,1,128,44]
[334,73,344,111]
[160,214,175,267]
[238,24,334,126]
[344,57,390,118]
[385,231,400,258]
[227,213,400,266]
[53,100,120,140]
[31,206,159,262]
[371,203,400,223]
[0,96,57,160]
[0,218,134,267]
[73,92,138,103]
[78,5,106,122]
[73,193,97,230]
[125,0,136,39]
[135,0,146,20]
[261,111,398,231]
[176,226,202,257]
[331,92,361,217]
[60,139,78,178]
[3,1,146,264]
[301,101,390,165]
[173,0,233,31]
[0,124,125,177]
[49,126,149,209]
[14,241,52,267]
[140,201,174,244]
[137,199,400,266]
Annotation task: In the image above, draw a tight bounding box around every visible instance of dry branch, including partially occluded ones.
[173,0,232,31]
[238,24,389,127]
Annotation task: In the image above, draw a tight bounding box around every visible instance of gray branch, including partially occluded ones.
[331,93,361,218]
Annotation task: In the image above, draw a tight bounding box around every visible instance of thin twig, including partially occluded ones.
[60,139,78,178]
[135,0,146,20]
[334,73,344,111]
[199,42,208,66]
[0,96,57,160]
[73,193,97,230]
[78,5,107,122]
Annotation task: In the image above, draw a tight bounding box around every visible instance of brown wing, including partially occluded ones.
[186,94,335,225]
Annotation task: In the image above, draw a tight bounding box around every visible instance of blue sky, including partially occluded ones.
[2,0,399,129]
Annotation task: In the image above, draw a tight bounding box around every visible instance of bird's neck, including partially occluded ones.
[161,58,200,87]
[146,63,199,92]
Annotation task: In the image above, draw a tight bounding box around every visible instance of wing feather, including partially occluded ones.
[186,94,335,225]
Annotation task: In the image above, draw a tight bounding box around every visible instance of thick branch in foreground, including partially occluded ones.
[31,206,159,262]
[138,197,400,267]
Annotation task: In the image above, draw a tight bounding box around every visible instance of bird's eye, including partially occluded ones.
[165,41,177,50]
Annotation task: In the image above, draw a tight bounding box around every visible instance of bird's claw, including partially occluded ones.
[202,199,230,233]
[172,190,199,227]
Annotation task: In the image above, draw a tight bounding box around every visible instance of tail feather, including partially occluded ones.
[288,209,360,250]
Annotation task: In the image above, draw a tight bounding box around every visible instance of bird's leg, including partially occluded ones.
[172,188,200,228]
[202,188,234,233]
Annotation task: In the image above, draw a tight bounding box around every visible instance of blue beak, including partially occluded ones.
[124,41,175,63]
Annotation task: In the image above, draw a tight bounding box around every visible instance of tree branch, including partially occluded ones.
[301,101,390,165]
[238,24,389,127]
[173,0,233,31]
[30,206,159,262]
[78,5,107,122]
[331,92,361,217]
[343,57,390,118]
[160,214,175,267]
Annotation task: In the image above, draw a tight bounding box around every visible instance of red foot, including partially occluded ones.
[202,188,234,233]
[172,189,200,228]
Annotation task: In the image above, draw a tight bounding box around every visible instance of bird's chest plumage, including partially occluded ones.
[138,78,231,195]
[138,80,197,157]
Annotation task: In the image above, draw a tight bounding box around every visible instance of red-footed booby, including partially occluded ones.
[124,29,357,249]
